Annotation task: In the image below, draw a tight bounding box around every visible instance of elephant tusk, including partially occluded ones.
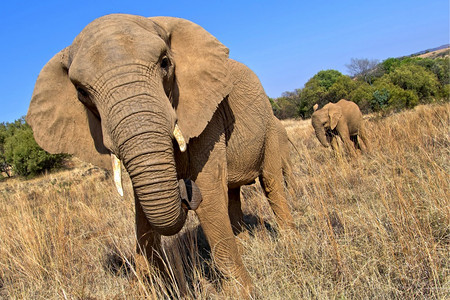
[111,154,124,197]
[173,124,187,152]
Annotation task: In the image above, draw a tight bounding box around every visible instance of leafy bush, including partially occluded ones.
[388,64,439,103]
[372,88,390,111]
[0,118,69,178]
[327,76,358,103]
[349,82,374,112]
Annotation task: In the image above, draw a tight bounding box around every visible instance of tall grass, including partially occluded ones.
[0,103,448,299]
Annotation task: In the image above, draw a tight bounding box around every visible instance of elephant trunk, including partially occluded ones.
[312,116,329,148]
[109,88,190,236]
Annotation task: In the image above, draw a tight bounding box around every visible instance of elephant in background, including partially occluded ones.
[311,99,370,157]
[27,14,294,296]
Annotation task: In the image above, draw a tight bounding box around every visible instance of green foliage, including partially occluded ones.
[0,118,68,178]
[388,87,419,110]
[349,82,374,112]
[388,64,439,102]
[313,70,344,90]
[295,70,345,118]
[271,90,302,119]
[372,88,390,111]
[327,76,358,102]
[380,58,401,74]
[271,53,449,119]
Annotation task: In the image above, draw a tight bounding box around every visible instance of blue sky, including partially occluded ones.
[0,0,448,122]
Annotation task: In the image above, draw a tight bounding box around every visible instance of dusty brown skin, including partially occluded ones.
[311,99,370,157]
[27,14,294,296]
[274,117,296,196]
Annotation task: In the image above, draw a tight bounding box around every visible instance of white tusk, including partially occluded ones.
[173,124,187,152]
[111,154,124,197]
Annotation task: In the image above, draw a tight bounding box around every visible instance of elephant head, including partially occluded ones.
[311,103,342,147]
[27,14,232,236]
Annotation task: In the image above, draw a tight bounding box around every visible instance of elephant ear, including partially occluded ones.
[328,105,342,130]
[26,48,111,170]
[149,17,232,142]
[313,104,319,111]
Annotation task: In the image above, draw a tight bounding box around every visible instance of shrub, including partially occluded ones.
[2,118,69,177]
[349,82,374,112]
[371,88,390,111]
[388,64,439,103]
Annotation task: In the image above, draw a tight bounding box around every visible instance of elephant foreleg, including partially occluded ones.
[194,163,253,297]
[337,123,358,157]
[190,129,253,297]
[328,134,343,159]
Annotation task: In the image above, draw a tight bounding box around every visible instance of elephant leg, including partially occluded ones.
[358,126,371,153]
[329,134,343,159]
[190,131,253,296]
[259,127,295,229]
[228,187,245,235]
[337,124,358,157]
[194,165,253,296]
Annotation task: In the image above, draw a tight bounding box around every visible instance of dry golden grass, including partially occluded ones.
[0,103,449,299]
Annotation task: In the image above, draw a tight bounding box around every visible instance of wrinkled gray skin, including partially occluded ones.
[27,14,294,296]
[311,99,370,157]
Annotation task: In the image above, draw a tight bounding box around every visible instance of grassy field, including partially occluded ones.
[0,103,448,299]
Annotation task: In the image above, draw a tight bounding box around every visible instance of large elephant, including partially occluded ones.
[27,14,294,296]
[311,99,370,157]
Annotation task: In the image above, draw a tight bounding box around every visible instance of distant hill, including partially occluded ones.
[410,44,449,59]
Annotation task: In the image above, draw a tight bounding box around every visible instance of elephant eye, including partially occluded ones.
[161,56,170,69]
[77,87,89,99]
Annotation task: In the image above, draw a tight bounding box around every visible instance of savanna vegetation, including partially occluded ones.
[0,118,68,179]
[271,50,450,119]
[0,103,448,299]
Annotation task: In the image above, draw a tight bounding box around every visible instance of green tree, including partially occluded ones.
[297,70,345,118]
[327,75,358,102]
[380,57,401,74]
[388,64,439,103]
[2,118,68,177]
[313,69,344,90]
[0,123,10,177]
[349,82,374,112]
[271,90,301,119]
[372,88,390,111]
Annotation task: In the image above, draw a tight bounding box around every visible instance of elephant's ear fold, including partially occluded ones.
[149,17,232,142]
[328,106,342,130]
[26,48,111,170]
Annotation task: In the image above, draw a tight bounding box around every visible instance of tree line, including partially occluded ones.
[271,53,450,119]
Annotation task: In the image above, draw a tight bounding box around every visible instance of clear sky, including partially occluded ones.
[0,0,448,123]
